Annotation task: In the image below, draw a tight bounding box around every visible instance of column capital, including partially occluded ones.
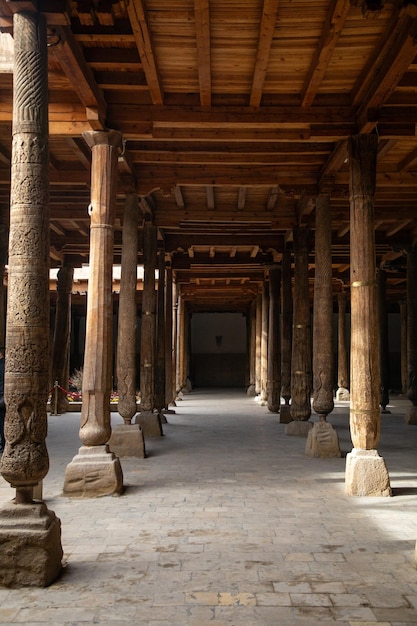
[82,129,123,151]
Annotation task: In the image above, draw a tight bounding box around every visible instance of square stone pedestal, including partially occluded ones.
[63,444,124,497]
[285,420,312,437]
[135,411,163,437]
[305,422,341,458]
[345,448,391,496]
[0,501,62,587]
[108,424,146,458]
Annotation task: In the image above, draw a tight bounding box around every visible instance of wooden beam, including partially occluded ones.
[194,0,211,107]
[206,186,215,210]
[66,137,91,170]
[0,142,10,166]
[301,0,351,108]
[173,185,185,208]
[398,145,417,171]
[250,0,281,107]
[126,0,164,105]
[237,186,246,210]
[49,26,107,129]
[266,186,279,210]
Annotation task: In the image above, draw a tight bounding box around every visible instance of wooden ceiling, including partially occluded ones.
[1,0,417,311]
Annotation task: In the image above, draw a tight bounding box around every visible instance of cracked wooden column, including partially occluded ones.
[306,195,340,458]
[345,133,391,497]
[267,265,281,413]
[109,193,145,458]
[260,280,269,404]
[406,246,417,424]
[50,264,74,415]
[336,291,350,401]
[377,268,390,413]
[280,248,293,423]
[63,129,123,497]
[287,227,312,436]
[135,220,162,436]
[0,10,62,586]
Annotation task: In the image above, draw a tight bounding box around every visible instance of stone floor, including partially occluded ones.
[0,389,417,625]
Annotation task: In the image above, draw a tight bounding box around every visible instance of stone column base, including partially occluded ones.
[135,411,163,437]
[406,406,417,425]
[246,384,256,397]
[305,422,341,458]
[285,420,312,437]
[279,404,292,424]
[108,424,146,458]
[336,387,350,401]
[345,448,391,497]
[63,445,124,497]
[0,501,62,587]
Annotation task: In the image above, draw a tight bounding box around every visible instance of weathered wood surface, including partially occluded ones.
[281,249,292,406]
[377,268,390,412]
[51,265,74,415]
[267,265,281,413]
[140,221,157,412]
[337,292,349,392]
[349,133,380,450]
[407,248,417,411]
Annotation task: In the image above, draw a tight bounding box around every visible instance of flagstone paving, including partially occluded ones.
[0,389,416,625]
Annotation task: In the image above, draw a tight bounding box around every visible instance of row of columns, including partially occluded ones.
[0,7,415,586]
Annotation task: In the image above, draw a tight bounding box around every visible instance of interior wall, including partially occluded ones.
[190,312,247,387]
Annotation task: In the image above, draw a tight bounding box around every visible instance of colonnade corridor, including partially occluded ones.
[1,390,417,624]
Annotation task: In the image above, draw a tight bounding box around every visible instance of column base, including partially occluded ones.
[135,411,163,437]
[0,501,62,588]
[108,424,146,458]
[63,445,124,497]
[406,406,417,425]
[279,404,293,424]
[305,422,341,458]
[285,420,312,437]
[345,448,391,497]
[246,384,256,397]
[336,387,350,401]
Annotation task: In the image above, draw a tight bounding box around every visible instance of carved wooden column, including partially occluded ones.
[287,227,312,436]
[109,193,145,458]
[0,9,63,587]
[377,268,390,413]
[345,133,391,496]
[267,265,281,413]
[50,264,74,415]
[136,220,162,436]
[154,249,166,420]
[307,195,340,457]
[260,280,269,403]
[406,247,417,424]
[255,291,262,395]
[64,129,123,497]
[400,301,407,395]
[0,225,8,347]
[280,248,292,422]
[336,291,350,401]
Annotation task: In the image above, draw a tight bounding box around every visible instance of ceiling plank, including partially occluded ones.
[206,186,215,210]
[194,0,211,107]
[126,0,164,105]
[301,0,351,108]
[249,0,280,107]
[237,186,247,210]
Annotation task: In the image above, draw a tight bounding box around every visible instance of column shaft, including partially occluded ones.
[267,265,281,412]
[139,221,157,412]
[260,281,269,402]
[281,249,292,406]
[154,250,166,413]
[51,265,74,415]
[336,292,350,400]
[377,268,390,412]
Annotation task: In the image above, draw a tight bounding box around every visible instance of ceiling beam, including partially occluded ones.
[250,0,281,107]
[194,0,211,107]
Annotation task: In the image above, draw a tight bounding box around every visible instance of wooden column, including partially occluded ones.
[172,278,179,400]
[377,268,390,413]
[64,129,123,497]
[280,249,293,422]
[0,9,63,587]
[50,264,74,415]
[176,291,184,396]
[288,227,312,435]
[400,301,407,395]
[0,225,8,347]
[406,247,417,424]
[307,196,340,457]
[109,193,145,458]
[255,291,262,395]
[345,133,391,496]
[260,281,269,403]
[136,221,162,436]
[154,249,166,417]
[246,299,257,396]
[267,265,281,413]
[164,261,175,410]
[336,292,350,401]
